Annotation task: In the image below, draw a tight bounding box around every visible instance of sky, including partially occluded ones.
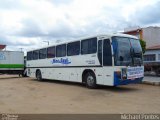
[0,0,160,53]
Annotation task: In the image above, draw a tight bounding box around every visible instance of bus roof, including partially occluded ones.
[27,33,138,52]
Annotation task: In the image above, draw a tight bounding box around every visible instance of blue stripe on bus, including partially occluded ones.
[26,65,103,68]
[114,72,143,86]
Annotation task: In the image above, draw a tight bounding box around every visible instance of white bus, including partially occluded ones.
[26,33,144,88]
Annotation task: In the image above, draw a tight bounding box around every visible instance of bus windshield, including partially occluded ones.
[112,36,143,66]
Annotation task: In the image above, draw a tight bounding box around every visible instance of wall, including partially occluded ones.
[143,27,160,48]
[144,49,160,62]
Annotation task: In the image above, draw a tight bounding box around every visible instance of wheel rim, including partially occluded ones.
[87,75,94,86]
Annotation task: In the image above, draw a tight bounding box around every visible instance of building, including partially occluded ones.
[124,26,160,48]
[144,45,160,63]
[143,45,160,75]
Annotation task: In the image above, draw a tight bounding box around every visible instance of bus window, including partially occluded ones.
[67,41,80,56]
[81,38,97,54]
[27,51,33,60]
[39,48,47,59]
[33,50,39,60]
[103,39,112,66]
[47,46,55,58]
[56,44,66,57]
[98,40,102,65]
[112,37,143,66]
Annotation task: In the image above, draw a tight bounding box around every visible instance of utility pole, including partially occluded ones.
[43,41,49,46]
[19,48,23,52]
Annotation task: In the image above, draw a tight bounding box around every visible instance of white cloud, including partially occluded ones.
[0,0,160,52]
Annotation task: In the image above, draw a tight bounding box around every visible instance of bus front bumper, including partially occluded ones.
[114,72,143,86]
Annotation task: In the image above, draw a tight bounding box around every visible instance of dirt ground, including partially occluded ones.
[0,75,160,114]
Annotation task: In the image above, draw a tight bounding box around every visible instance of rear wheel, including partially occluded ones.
[36,70,42,81]
[85,72,97,89]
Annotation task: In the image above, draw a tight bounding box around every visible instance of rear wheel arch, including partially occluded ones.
[82,69,97,88]
[36,69,42,81]
[82,69,95,83]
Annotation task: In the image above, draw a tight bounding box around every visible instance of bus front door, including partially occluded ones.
[103,39,113,85]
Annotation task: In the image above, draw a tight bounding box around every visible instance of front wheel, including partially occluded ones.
[85,72,97,89]
[36,70,42,81]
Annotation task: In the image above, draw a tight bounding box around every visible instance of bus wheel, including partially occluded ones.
[36,70,42,81]
[85,72,97,89]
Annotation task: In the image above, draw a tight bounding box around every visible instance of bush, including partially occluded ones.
[140,39,146,53]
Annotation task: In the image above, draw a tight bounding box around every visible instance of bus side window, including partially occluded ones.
[103,39,112,66]
[27,51,33,60]
[98,40,102,65]
[56,44,66,57]
[33,50,39,60]
[81,38,97,54]
[67,41,80,56]
[47,46,55,58]
[39,48,47,59]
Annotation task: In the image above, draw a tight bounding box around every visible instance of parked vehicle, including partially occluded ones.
[0,51,27,76]
[26,33,144,88]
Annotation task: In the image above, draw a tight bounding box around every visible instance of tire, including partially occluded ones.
[85,72,97,89]
[36,70,42,81]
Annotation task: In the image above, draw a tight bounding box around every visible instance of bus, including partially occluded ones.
[26,33,144,88]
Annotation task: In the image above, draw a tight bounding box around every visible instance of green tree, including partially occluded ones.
[140,39,146,53]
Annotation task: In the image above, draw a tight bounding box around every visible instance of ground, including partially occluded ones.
[0,75,159,114]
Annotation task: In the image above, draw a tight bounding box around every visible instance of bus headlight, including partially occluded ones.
[121,68,127,80]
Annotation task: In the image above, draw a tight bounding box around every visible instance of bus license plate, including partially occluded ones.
[127,66,144,79]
